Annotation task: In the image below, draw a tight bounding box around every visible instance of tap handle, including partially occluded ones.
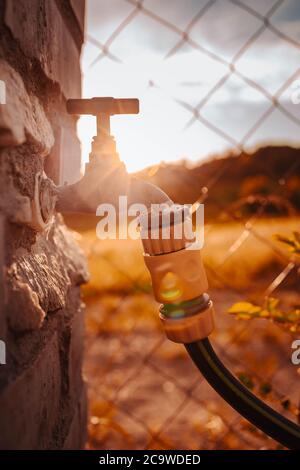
[66,97,139,116]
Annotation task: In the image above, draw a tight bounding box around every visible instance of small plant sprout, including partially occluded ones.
[228,297,300,333]
[228,231,300,333]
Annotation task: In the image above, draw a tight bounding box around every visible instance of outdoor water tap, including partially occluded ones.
[55,97,214,343]
[56,97,171,213]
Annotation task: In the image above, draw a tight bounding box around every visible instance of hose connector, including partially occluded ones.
[140,205,214,343]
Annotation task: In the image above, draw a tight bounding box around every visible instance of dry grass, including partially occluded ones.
[77,217,299,296]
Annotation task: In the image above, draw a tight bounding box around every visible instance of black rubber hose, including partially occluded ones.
[185,338,300,449]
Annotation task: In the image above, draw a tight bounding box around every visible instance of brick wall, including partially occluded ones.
[0,0,88,449]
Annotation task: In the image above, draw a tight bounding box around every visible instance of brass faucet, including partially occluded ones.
[56,97,171,213]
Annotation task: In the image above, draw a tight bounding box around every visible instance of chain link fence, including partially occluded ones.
[79,0,300,449]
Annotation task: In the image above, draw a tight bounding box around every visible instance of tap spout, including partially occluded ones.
[56,161,171,214]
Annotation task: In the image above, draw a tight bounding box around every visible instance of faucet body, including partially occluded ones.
[56,97,171,213]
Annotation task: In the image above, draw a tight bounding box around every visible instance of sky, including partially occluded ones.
[78,0,300,172]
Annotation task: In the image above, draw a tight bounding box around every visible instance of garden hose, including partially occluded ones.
[186,337,300,450]
[141,204,300,450]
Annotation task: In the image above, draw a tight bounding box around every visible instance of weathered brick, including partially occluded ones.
[46,126,82,185]
[6,219,88,332]
[0,60,54,152]
[2,177,32,226]
[6,279,46,332]
[0,332,61,449]
[70,0,86,35]
[63,383,87,449]
[60,127,82,184]
[68,298,85,408]
[4,0,82,98]
[0,215,6,342]
[0,0,88,449]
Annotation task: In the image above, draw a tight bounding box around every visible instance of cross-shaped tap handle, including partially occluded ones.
[66,97,139,138]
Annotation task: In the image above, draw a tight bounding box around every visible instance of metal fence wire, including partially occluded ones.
[82,0,300,450]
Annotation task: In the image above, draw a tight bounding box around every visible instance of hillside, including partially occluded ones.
[136,146,300,220]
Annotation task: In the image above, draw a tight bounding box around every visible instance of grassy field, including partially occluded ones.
[77,216,299,296]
